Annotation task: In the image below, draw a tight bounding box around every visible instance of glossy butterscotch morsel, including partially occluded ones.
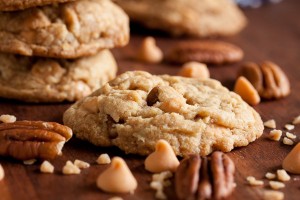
[283,143,300,174]
[0,164,4,181]
[145,139,180,173]
[97,157,137,194]
[137,37,163,63]
[234,76,260,106]
[178,62,210,79]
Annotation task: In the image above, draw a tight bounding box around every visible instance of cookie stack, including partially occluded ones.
[0,0,129,102]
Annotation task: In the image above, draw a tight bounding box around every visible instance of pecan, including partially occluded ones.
[0,121,72,160]
[239,61,290,99]
[146,86,160,106]
[175,151,235,200]
[165,40,243,65]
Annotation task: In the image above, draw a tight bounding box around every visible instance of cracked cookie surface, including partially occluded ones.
[0,0,129,58]
[0,50,117,102]
[113,0,246,37]
[63,71,263,156]
[0,0,74,11]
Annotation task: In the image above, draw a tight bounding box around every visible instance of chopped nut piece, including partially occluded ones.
[153,171,173,182]
[97,154,111,164]
[264,119,276,129]
[292,115,300,125]
[108,197,123,200]
[178,62,210,79]
[265,172,276,180]
[277,169,290,182]
[0,164,4,181]
[137,37,163,63]
[0,114,16,123]
[269,181,285,190]
[283,137,293,145]
[62,161,81,175]
[151,171,173,200]
[284,124,295,131]
[246,176,264,186]
[74,159,90,169]
[269,130,282,141]
[23,159,36,165]
[283,143,300,174]
[286,132,296,139]
[40,161,54,173]
[234,76,260,106]
[263,190,284,200]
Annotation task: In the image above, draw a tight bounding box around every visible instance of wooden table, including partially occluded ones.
[1,0,300,199]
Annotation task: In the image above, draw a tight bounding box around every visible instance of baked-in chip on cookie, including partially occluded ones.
[0,0,129,58]
[0,50,117,102]
[0,0,74,11]
[63,71,263,156]
[113,0,247,37]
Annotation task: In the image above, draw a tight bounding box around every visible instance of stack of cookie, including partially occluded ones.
[0,0,129,102]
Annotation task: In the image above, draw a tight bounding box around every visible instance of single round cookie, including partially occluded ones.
[0,0,74,11]
[63,71,264,156]
[0,50,117,102]
[0,0,129,58]
[113,0,246,37]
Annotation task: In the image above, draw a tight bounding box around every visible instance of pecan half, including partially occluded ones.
[239,61,290,99]
[165,40,243,65]
[147,86,160,106]
[0,121,72,160]
[175,151,235,200]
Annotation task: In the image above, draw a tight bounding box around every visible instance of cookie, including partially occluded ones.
[0,0,74,11]
[0,50,117,102]
[63,71,263,156]
[113,0,246,37]
[0,0,129,58]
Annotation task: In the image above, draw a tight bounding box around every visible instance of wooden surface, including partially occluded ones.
[1,0,300,199]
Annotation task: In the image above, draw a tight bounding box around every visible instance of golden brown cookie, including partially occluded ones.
[0,50,117,102]
[0,0,74,11]
[63,71,263,156]
[113,0,246,37]
[0,0,129,58]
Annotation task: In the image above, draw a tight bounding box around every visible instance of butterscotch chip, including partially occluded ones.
[263,190,284,200]
[178,62,210,79]
[283,137,293,145]
[97,154,111,165]
[293,115,300,125]
[0,164,4,181]
[40,161,54,173]
[74,159,90,169]
[283,143,300,174]
[264,119,276,129]
[284,124,295,131]
[137,37,163,63]
[108,197,123,200]
[277,169,290,182]
[269,130,282,141]
[286,132,296,139]
[62,161,81,175]
[234,76,260,106]
[0,114,16,123]
[246,176,264,186]
[265,172,276,180]
[269,181,285,190]
[23,159,37,165]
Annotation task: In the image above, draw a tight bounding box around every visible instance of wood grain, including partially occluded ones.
[1,0,300,199]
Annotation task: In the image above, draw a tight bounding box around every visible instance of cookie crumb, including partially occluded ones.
[283,137,293,145]
[0,164,4,181]
[62,161,81,175]
[137,37,163,63]
[97,154,111,164]
[292,115,300,125]
[284,124,295,131]
[277,169,290,182]
[269,181,285,190]
[23,159,36,165]
[269,130,282,141]
[151,171,173,199]
[74,159,90,169]
[263,190,284,200]
[286,132,296,139]
[0,114,16,123]
[246,176,264,186]
[40,161,54,173]
[265,172,276,180]
[264,119,276,129]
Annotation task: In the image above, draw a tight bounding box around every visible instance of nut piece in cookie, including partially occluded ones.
[0,121,72,160]
[166,40,243,65]
[63,71,264,156]
[97,157,137,193]
[114,0,246,37]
